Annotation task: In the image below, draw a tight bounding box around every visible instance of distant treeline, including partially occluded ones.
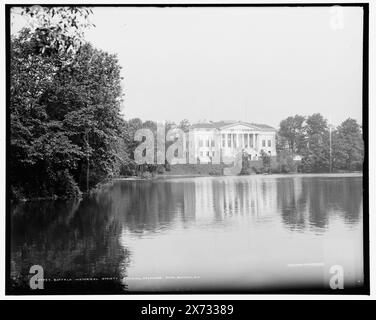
[122,115,364,177]
[277,114,363,173]
[10,7,364,200]
[242,113,363,175]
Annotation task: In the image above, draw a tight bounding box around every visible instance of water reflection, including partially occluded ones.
[277,177,362,231]
[10,197,129,294]
[10,175,363,293]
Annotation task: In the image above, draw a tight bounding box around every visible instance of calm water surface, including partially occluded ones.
[10,174,364,293]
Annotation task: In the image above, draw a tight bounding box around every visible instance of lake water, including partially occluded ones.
[9,174,364,294]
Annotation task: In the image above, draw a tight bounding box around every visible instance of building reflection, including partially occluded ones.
[98,176,362,232]
[191,177,279,221]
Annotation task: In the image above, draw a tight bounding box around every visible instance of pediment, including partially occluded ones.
[220,122,259,131]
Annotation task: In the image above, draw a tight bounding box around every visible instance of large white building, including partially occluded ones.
[189,121,277,163]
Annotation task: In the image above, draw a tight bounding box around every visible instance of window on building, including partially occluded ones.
[212,151,215,157]
[262,140,266,147]
[199,139,203,147]
[206,140,210,147]
[268,140,271,147]
[206,151,210,157]
[211,139,215,147]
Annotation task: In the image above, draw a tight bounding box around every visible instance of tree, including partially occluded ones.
[122,119,161,176]
[301,131,330,173]
[123,118,148,161]
[276,134,289,154]
[178,119,190,132]
[10,7,126,199]
[276,150,296,173]
[277,113,363,173]
[305,113,328,137]
[17,6,94,57]
[298,113,330,173]
[278,115,306,154]
[49,43,125,189]
[260,150,271,173]
[10,29,84,199]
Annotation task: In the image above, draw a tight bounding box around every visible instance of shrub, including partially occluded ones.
[119,162,137,176]
[251,166,262,174]
[240,166,256,175]
[10,185,26,201]
[271,165,281,174]
[301,155,315,173]
[156,165,166,174]
[209,167,222,176]
[260,150,271,173]
[350,160,363,171]
[140,171,153,179]
[276,150,297,173]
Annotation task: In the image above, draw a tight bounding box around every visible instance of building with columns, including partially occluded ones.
[189,121,277,163]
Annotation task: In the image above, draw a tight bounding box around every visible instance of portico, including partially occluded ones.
[189,121,277,163]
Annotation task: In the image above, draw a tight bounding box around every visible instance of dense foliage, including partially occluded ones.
[119,118,185,177]
[277,113,363,173]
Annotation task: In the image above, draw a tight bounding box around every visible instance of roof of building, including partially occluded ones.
[190,121,276,131]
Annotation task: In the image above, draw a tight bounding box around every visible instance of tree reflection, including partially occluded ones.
[277,177,362,232]
[10,176,363,293]
[102,180,191,231]
[102,176,362,233]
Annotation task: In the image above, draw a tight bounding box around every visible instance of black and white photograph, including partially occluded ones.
[5,3,369,296]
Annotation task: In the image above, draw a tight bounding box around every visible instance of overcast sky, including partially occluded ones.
[12,6,364,128]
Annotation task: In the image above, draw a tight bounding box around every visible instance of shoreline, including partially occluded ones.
[115,171,363,180]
